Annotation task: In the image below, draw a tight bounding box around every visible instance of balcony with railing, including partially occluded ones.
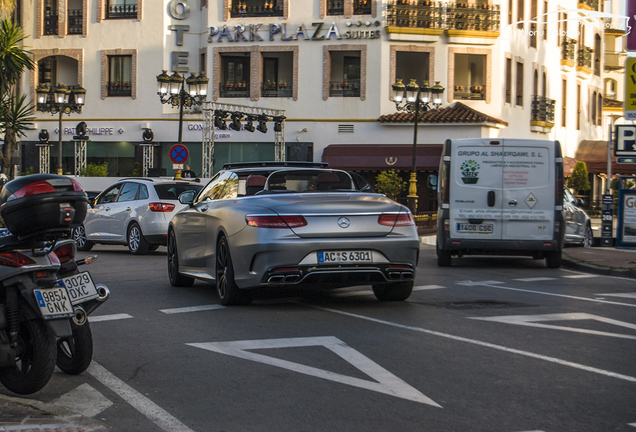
[261,81,293,98]
[531,95,556,133]
[445,3,501,32]
[560,38,576,70]
[386,0,444,31]
[605,51,626,71]
[577,0,598,11]
[353,0,372,15]
[220,82,250,98]
[577,46,593,76]
[107,2,138,19]
[329,80,361,97]
[231,0,283,17]
[44,11,58,35]
[67,9,82,35]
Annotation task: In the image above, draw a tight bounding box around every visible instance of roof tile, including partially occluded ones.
[378,102,508,126]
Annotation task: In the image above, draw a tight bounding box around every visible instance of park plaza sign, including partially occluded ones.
[167,0,381,47]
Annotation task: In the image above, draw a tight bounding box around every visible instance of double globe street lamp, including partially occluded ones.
[392,79,444,215]
[35,83,86,175]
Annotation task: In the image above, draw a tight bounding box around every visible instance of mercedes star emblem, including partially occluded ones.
[337,217,351,228]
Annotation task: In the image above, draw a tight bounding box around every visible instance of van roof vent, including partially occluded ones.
[338,124,354,133]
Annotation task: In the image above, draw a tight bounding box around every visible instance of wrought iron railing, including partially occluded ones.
[561,38,576,63]
[44,12,58,35]
[261,82,293,98]
[327,0,344,15]
[453,84,486,101]
[107,3,137,19]
[67,9,82,35]
[531,95,556,124]
[108,82,132,97]
[386,0,500,32]
[231,1,283,17]
[577,46,593,70]
[353,0,372,15]
[220,82,250,98]
[329,80,361,97]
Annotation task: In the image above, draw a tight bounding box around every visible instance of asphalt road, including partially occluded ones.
[2,244,635,432]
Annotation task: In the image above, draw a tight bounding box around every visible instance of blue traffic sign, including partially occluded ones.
[169,144,189,164]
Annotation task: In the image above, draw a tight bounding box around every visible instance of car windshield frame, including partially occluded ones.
[258,169,356,194]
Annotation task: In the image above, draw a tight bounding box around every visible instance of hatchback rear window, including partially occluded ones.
[154,184,203,200]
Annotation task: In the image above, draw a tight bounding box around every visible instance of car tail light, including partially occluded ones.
[246,215,308,228]
[52,242,75,263]
[0,252,36,268]
[378,213,414,227]
[149,202,176,212]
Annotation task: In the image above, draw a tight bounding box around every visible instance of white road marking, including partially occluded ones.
[513,277,557,282]
[601,292,636,300]
[336,285,445,297]
[188,336,441,407]
[628,423,636,427]
[52,383,113,418]
[89,313,133,322]
[470,313,636,340]
[88,362,195,432]
[308,305,636,383]
[562,274,599,279]
[455,281,636,308]
[160,305,224,314]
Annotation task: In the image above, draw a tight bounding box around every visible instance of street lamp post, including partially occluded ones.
[156,70,209,179]
[36,83,86,175]
[392,79,444,215]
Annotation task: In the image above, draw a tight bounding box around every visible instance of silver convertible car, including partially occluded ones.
[168,162,420,305]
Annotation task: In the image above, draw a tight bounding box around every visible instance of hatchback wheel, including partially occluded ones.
[73,225,94,251]
[128,222,149,255]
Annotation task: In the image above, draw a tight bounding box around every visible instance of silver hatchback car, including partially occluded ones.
[72,178,203,254]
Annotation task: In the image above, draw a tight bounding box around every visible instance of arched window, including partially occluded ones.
[591,91,597,125]
[604,78,617,99]
[597,92,603,126]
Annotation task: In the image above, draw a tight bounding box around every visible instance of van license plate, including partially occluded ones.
[60,271,99,305]
[34,287,75,320]
[457,223,494,234]
[318,251,372,264]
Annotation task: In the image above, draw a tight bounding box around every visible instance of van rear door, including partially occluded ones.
[500,139,554,240]
[449,139,503,240]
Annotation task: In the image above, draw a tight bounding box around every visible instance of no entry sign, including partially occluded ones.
[169,144,189,164]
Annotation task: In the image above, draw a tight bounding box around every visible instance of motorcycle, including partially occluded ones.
[0,174,107,394]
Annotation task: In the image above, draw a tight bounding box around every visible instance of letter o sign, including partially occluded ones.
[169,0,190,19]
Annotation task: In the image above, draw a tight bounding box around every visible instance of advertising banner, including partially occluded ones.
[628,0,636,52]
[616,189,636,247]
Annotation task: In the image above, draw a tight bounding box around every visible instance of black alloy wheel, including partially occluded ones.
[167,229,194,287]
[215,236,251,306]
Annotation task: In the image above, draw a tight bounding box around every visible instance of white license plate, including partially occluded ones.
[457,223,494,234]
[318,251,372,264]
[60,271,99,305]
[34,287,75,320]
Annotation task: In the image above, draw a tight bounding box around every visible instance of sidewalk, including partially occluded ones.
[561,244,636,277]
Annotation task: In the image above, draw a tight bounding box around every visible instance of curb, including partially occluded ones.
[561,256,636,278]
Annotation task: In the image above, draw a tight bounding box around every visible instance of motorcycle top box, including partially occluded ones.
[0,174,88,237]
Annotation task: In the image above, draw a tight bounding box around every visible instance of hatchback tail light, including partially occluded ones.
[246,215,308,228]
[378,213,414,227]
[149,202,176,212]
[0,252,36,268]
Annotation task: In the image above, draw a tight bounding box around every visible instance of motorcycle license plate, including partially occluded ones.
[34,287,74,320]
[318,251,372,264]
[60,271,99,305]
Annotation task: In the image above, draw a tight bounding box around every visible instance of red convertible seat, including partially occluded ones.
[246,175,267,195]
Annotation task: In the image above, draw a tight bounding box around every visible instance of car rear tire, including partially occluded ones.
[128,222,149,255]
[436,244,452,267]
[216,236,252,306]
[167,229,194,287]
[545,251,561,268]
[583,225,593,248]
[73,225,94,252]
[372,281,414,301]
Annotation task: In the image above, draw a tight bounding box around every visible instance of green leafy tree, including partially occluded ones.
[375,169,406,202]
[0,19,35,179]
[566,161,590,193]
[81,162,108,177]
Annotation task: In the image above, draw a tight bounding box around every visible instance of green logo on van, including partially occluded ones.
[460,160,480,184]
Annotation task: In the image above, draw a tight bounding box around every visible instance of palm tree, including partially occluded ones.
[0,18,35,178]
[0,94,35,176]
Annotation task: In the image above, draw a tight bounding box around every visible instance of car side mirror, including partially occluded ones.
[179,190,196,206]
[576,198,585,207]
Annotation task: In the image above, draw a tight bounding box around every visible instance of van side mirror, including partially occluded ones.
[179,190,196,206]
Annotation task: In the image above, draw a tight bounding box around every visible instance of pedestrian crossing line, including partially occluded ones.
[160,305,225,314]
[513,277,557,282]
[89,313,133,323]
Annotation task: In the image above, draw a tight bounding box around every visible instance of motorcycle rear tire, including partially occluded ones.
[57,321,93,375]
[0,319,56,395]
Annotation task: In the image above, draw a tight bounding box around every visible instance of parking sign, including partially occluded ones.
[615,125,636,156]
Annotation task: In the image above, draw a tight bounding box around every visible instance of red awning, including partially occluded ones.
[321,144,443,171]
[576,140,636,175]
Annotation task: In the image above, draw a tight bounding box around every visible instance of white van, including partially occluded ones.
[436,138,565,268]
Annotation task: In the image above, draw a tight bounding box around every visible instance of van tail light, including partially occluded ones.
[246,215,307,228]
[440,161,450,204]
[52,242,76,263]
[149,202,176,212]
[556,161,564,205]
[0,252,36,268]
[378,213,414,226]
[444,219,450,232]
